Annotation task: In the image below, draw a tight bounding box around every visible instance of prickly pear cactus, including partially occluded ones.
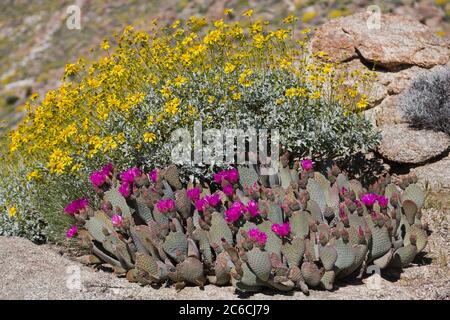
[72,161,429,294]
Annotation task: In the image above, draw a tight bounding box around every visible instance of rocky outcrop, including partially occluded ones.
[378,124,450,164]
[312,12,450,166]
[311,12,450,69]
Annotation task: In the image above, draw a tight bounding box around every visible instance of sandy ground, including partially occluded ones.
[0,208,449,300]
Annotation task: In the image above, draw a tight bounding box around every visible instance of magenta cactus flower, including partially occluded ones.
[271,222,291,237]
[90,171,107,188]
[225,201,245,222]
[120,167,142,184]
[222,184,234,197]
[205,193,221,207]
[187,187,202,201]
[214,168,240,184]
[225,168,239,184]
[360,193,378,206]
[119,182,131,198]
[301,159,314,171]
[149,169,158,183]
[248,228,267,246]
[111,215,123,227]
[64,198,89,215]
[195,198,208,212]
[156,199,176,213]
[246,199,260,217]
[90,163,114,188]
[66,225,78,238]
[377,195,389,208]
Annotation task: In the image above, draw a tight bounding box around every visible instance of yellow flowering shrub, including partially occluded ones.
[1,11,379,239]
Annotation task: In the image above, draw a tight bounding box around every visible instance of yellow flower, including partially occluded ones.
[71,164,82,173]
[8,207,17,218]
[285,88,298,98]
[282,15,297,24]
[64,64,79,77]
[143,132,156,143]
[238,69,253,87]
[117,132,126,145]
[174,75,187,87]
[26,170,41,181]
[208,96,215,104]
[310,91,321,100]
[323,64,333,74]
[242,9,254,17]
[357,95,369,110]
[164,97,181,115]
[224,62,236,74]
[224,8,233,15]
[101,39,110,50]
[232,92,242,101]
[301,28,311,35]
[147,115,155,126]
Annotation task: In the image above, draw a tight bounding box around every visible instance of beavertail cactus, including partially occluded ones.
[73,160,429,294]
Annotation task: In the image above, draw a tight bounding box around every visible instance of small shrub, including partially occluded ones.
[400,67,450,135]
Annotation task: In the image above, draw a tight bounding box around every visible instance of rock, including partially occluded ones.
[411,156,450,190]
[364,95,404,127]
[311,12,450,69]
[378,124,450,164]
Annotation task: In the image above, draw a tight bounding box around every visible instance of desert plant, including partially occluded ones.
[1,12,380,240]
[68,160,428,293]
[400,67,450,135]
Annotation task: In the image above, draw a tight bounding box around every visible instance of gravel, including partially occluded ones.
[0,209,449,300]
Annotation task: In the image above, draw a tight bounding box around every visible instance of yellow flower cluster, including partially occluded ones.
[6,10,373,179]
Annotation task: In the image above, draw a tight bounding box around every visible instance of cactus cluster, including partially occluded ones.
[71,160,427,293]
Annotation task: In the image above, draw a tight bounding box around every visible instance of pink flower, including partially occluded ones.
[225,201,245,223]
[187,187,202,201]
[225,169,239,184]
[111,215,123,227]
[156,199,176,213]
[101,163,113,175]
[248,228,267,246]
[271,222,291,237]
[360,193,378,206]
[205,193,221,207]
[119,182,131,198]
[222,184,234,197]
[64,198,89,215]
[301,159,314,171]
[90,171,106,188]
[195,198,208,212]
[377,195,389,208]
[90,163,114,188]
[120,167,142,184]
[66,225,78,238]
[149,169,158,183]
[214,168,240,184]
[246,200,259,217]
[213,171,226,184]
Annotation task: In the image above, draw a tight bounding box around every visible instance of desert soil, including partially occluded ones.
[0,208,449,300]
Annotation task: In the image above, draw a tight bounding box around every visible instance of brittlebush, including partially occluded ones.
[1,11,378,240]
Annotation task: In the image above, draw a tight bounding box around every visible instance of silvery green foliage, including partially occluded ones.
[104,69,380,179]
[400,67,450,135]
[0,169,47,243]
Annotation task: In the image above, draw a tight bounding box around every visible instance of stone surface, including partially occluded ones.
[378,124,450,164]
[411,156,450,190]
[1,228,449,300]
[311,12,450,69]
